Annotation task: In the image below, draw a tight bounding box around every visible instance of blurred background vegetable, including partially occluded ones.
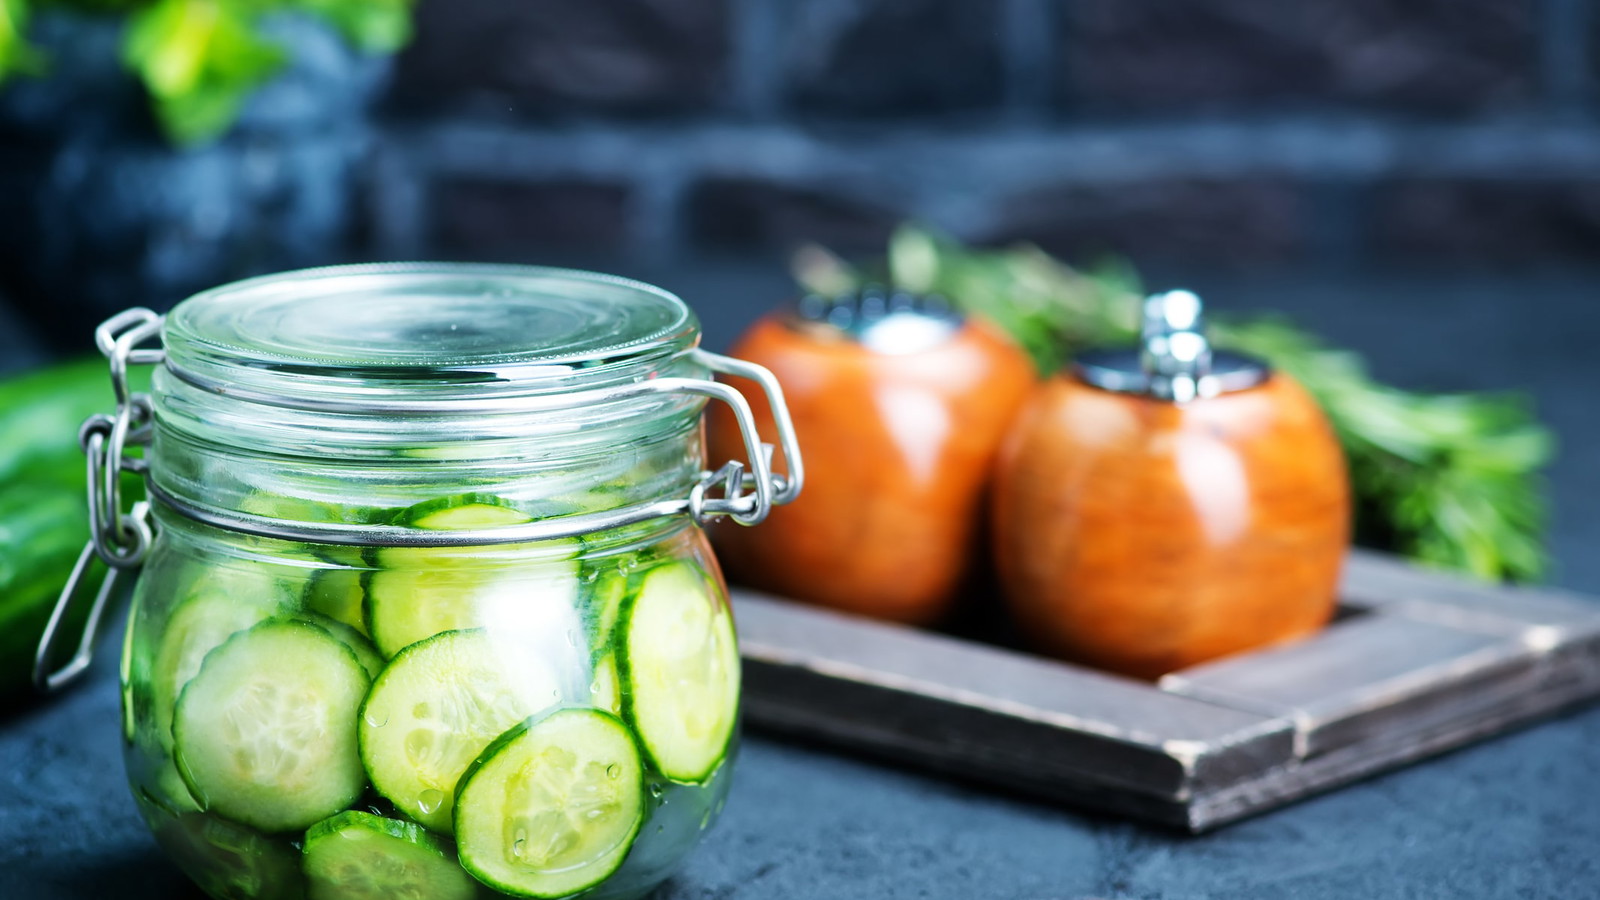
[0,0,413,144]
[795,225,1554,584]
[707,295,1036,625]
[0,360,148,701]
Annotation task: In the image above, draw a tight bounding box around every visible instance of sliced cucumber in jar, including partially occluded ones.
[128,720,204,815]
[304,568,368,636]
[308,614,384,681]
[584,566,631,655]
[366,553,582,661]
[390,495,533,530]
[455,708,644,899]
[174,620,370,833]
[367,497,583,659]
[302,811,477,900]
[151,565,298,747]
[121,605,142,746]
[588,652,623,716]
[621,562,740,783]
[238,491,355,527]
[148,809,306,900]
[359,628,564,833]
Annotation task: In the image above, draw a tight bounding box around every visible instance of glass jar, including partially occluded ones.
[47,264,801,900]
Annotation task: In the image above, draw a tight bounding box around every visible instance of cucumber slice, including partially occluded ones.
[366,553,582,660]
[393,496,531,530]
[310,615,384,681]
[149,810,306,900]
[305,569,368,636]
[175,620,370,833]
[128,709,204,815]
[455,708,644,899]
[302,811,477,900]
[585,566,631,655]
[239,491,352,525]
[155,761,204,814]
[120,608,140,745]
[359,629,564,832]
[620,563,740,783]
[368,497,583,658]
[589,652,623,716]
[151,565,298,748]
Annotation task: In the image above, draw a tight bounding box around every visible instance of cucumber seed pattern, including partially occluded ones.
[403,679,528,809]
[361,629,564,832]
[504,746,628,868]
[223,682,329,790]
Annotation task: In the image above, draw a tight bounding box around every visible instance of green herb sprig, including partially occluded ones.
[1,0,414,145]
[794,224,1553,583]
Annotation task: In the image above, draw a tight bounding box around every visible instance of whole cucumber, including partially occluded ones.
[0,358,149,699]
[0,484,91,699]
[0,358,127,487]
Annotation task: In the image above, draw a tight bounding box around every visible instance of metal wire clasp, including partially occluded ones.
[687,350,804,527]
[34,309,165,692]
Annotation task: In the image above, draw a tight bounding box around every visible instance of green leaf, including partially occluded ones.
[0,0,45,81]
[791,243,860,297]
[122,0,286,145]
[887,223,940,294]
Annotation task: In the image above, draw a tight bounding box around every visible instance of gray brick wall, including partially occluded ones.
[6,0,1598,352]
[361,0,1600,270]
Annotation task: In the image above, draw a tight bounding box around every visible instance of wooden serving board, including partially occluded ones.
[732,550,1600,832]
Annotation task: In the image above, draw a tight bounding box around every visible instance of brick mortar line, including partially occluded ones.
[729,0,784,119]
[1540,0,1596,113]
[1002,0,1056,118]
[393,118,1600,184]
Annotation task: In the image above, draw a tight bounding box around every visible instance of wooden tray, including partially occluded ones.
[732,550,1600,832]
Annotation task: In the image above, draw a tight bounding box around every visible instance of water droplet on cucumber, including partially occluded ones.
[418,789,446,814]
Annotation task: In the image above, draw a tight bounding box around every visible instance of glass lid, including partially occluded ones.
[162,263,701,402]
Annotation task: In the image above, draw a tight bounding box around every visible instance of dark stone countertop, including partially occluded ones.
[3,264,1598,899]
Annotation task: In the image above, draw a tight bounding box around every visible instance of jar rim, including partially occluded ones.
[163,262,701,405]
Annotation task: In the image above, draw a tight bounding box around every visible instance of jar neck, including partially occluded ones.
[147,351,711,530]
[149,502,698,564]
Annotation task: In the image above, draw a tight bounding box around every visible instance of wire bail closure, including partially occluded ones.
[34,308,164,692]
[34,308,804,692]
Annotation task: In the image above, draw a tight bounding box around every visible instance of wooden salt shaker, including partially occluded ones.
[708,289,1036,625]
[991,291,1350,679]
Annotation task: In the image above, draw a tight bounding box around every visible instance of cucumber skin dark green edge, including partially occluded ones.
[303,612,383,679]
[616,562,737,786]
[171,617,370,834]
[355,626,500,830]
[303,809,463,865]
[306,809,447,846]
[301,810,480,900]
[451,707,646,900]
[356,624,464,819]
[363,494,534,651]
[586,543,667,660]
[388,493,528,527]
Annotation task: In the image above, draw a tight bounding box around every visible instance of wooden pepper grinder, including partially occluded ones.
[991,290,1350,679]
[707,288,1036,625]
